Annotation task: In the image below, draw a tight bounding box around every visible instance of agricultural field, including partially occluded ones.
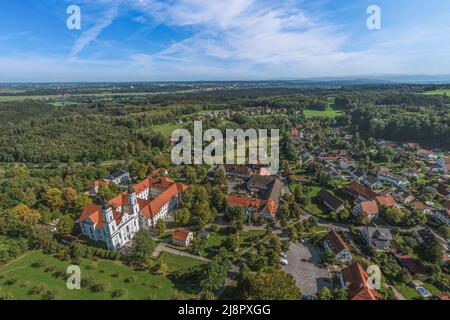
[150,122,187,138]
[423,89,450,95]
[0,251,204,300]
[304,107,342,118]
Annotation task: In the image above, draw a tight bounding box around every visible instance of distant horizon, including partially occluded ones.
[1,74,450,85]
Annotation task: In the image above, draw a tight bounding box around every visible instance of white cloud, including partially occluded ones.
[0,31,29,41]
[70,5,119,57]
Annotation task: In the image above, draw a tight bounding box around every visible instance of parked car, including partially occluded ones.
[280,258,289,266]
[280,252,287,259]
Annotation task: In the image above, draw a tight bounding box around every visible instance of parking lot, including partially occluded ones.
[282,241,333,297]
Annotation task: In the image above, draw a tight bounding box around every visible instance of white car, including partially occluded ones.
[280,252,287,259]
[280,258,289,266]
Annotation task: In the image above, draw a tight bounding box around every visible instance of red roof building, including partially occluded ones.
[375,195,396,207]
[172,228,194,247]
[340,262,378,300]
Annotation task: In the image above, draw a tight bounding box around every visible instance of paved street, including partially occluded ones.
[282,241,333,297]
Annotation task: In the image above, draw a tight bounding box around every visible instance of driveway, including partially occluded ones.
[282,241,333,297]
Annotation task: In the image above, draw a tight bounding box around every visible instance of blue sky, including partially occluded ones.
[0,0,450,82]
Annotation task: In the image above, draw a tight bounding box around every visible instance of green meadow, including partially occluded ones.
[423,89,450,95]
[0,251,205,300]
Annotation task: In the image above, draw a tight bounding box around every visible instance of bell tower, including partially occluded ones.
[127,184,140,216]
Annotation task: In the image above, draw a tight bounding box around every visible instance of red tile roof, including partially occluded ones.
[141,183,188,219]
[290,128,298,137]
[79,204,122,228]
[80,204,101,225]
[417,149,433,155]
[347,181,378,200]
[341,262,378,300]
[227,195,262,209]
[172,228,192,242]
[325,230,349,254]
[360,200,379,215]
[263,198,278,218]
[412,201,428,211]
[81,177,188,225]
[376,195,396,207]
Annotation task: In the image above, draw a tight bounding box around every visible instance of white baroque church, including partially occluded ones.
[79,177,188,250]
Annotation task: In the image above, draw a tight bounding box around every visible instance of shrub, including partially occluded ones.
[124,276,136,283]
[31,259,46,268]
[29,285,47,295]
[4,278,17,286]
[90,282,106,293]
[41,289,58,300]
[111,288,125,299]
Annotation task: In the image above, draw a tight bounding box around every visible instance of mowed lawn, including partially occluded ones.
[0,251,204,300]
[423,89,450,95]
[148,122,186,138]
[304,107,342,118]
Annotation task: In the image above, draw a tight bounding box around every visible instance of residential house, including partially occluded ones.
[394,190,415,204]
[375,195,397,208]
[432,209,450,225]
[353,200,379,223]
[91,179,109,194]
[339,159,356,170]
[437,156,450,168]
[247,175,277,191]
[350,169,367,182]
[410,201,432,215]
[105,170,130,186]
[223,164,253,179]
[434,183,450,200]
[377,169,409,188]
[362,227,393,250]
[323,230,353,263]
[318,189,345,213]
[402,167,419,179]
[172,228,194,247]
[417,228,449,262]
[417,149,436,160]
[345,181,378,202]
[339,262,378,300]
[363,176,383,189]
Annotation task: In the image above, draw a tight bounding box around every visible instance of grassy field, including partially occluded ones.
[0,92,164,103]
[0,95,57,102]
[423,89,450,95]
[396,283,442,300]
[202,230,228,256]
[0,251,204,300]
[304,107,342,118]
[305,203,328,219]
[148,122,187,138]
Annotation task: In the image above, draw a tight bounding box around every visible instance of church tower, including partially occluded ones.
[101,202,115,235]
[127,184,140,216]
